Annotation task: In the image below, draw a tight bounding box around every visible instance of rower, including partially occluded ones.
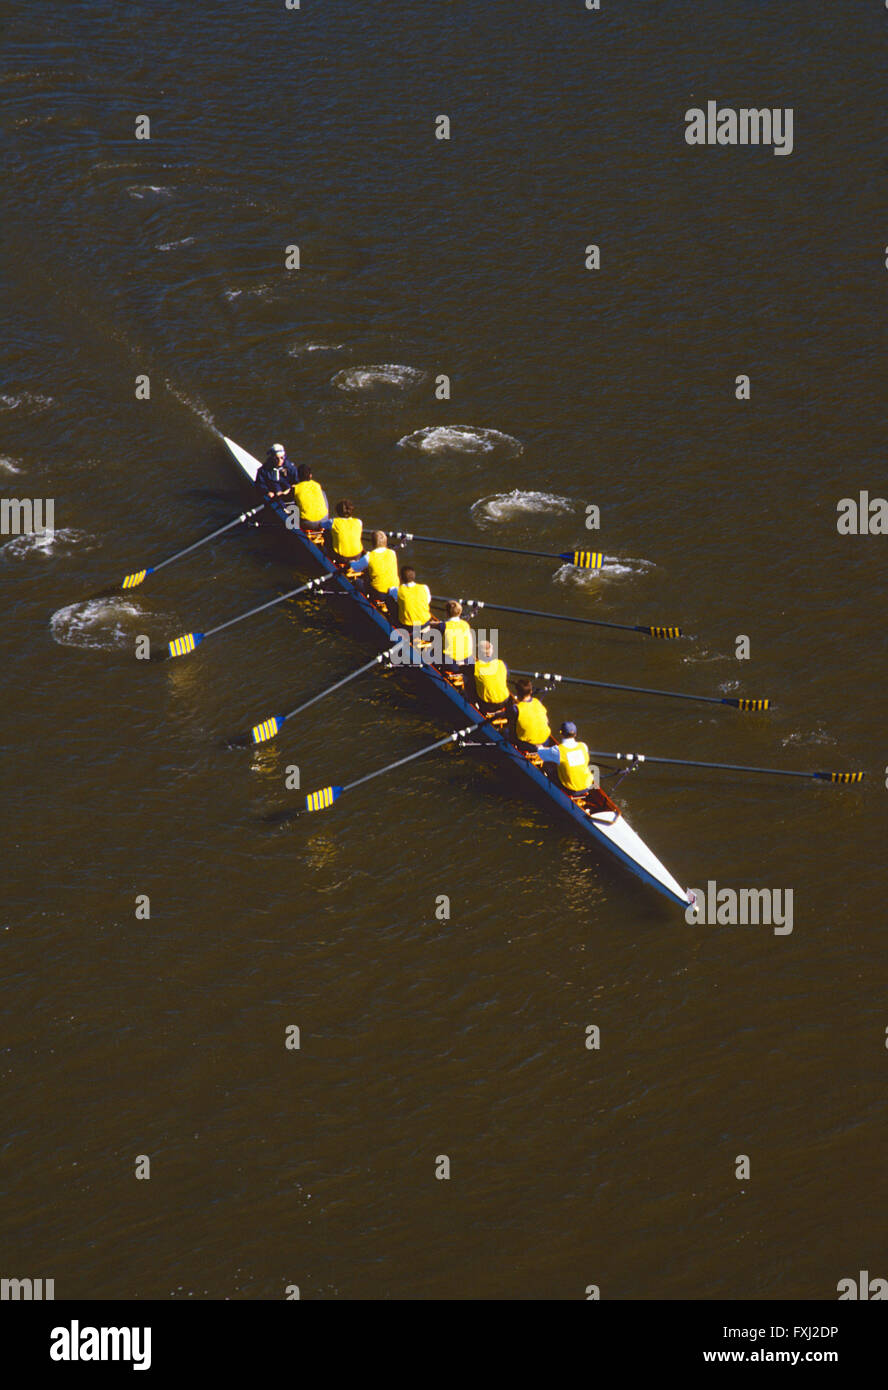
[256,443,298,506]
[396,565,432,629]
[538,720,595,794]
[441,600,473,667]
[291,464,330,534]
[510,676,553,754]
[365,530,400,608]
[471,639,510,719]
[329,498,368,572]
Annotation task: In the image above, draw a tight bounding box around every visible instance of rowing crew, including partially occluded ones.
[256,445,595,795]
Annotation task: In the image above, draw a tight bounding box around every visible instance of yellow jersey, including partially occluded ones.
[443,618,473,662]
[397,581,432,626]
[514,697,550,746]
[292,479,328,524]
[557,739,593,792]
[473,657,509,704]
[331,515,363,559]
[367,546,399,594]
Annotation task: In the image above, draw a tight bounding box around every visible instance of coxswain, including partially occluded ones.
[471,639,510,716]
[365,530,400,605]
[441,600,474,666]
[396,565,432,628]
[538,720,595,793]
[256,443,298,504]
[291,463,330,533]
[510,676,552,752]
[329,498,368,571]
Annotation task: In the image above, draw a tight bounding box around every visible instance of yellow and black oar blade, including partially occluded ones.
[814,770,865,783]
[122,568,151,589]
[723,697,770,711]
[636,625,683,639]
[559,549,603,569]
[252,715,285,745]
[156,631,204,661]
[304,785,344,813]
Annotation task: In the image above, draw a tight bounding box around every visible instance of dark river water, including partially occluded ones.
[3,1,886,1300]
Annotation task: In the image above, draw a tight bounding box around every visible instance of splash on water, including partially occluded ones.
[781,726,837,749]
[0,456,24,475]
[332,364,426,394]
[127,185,173,200]
[0,392,55,413]
[470,489,573,524]
[397,424,523,458]
[50,598,143,650]
[553,555,655,586]
[2,527,90,561]
[156,236,196,251]
[289,341,345,356]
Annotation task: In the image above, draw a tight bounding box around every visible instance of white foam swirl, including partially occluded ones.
[50,598,143,650]
[332,364,426,393]
[397,424,523,458]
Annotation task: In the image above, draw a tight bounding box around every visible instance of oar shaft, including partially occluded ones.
[588,750,862,782]
[435,596,638,634]
[204,577,325,639]
[514,669,726,708]
[284,653,387,721]
[394,532,559,561]
[148,504,264,576]
[343,726,478,794]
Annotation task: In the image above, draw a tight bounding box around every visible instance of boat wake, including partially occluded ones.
[0,455,24,475]
[163,380,219,434]
[50,597,143,650]
[470,489,573,524]
[2,527,91,561]
[331,364,426,394]
[397,424,523,459]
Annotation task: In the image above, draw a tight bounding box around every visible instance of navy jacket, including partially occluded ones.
[256,457,298,495]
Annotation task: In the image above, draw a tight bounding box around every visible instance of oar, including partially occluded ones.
[158,575,329,660]
[246,650,393,745]
[303,724,480,812]
[391,530,603,570]
[513,669,769,712]
[94,503,266,595]
[588,749,864,783]
[434,595,683,639]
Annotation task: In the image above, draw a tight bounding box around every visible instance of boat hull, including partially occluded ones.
[223,437,693,909]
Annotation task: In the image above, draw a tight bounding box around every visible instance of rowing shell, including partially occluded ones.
[224,436,695,910]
